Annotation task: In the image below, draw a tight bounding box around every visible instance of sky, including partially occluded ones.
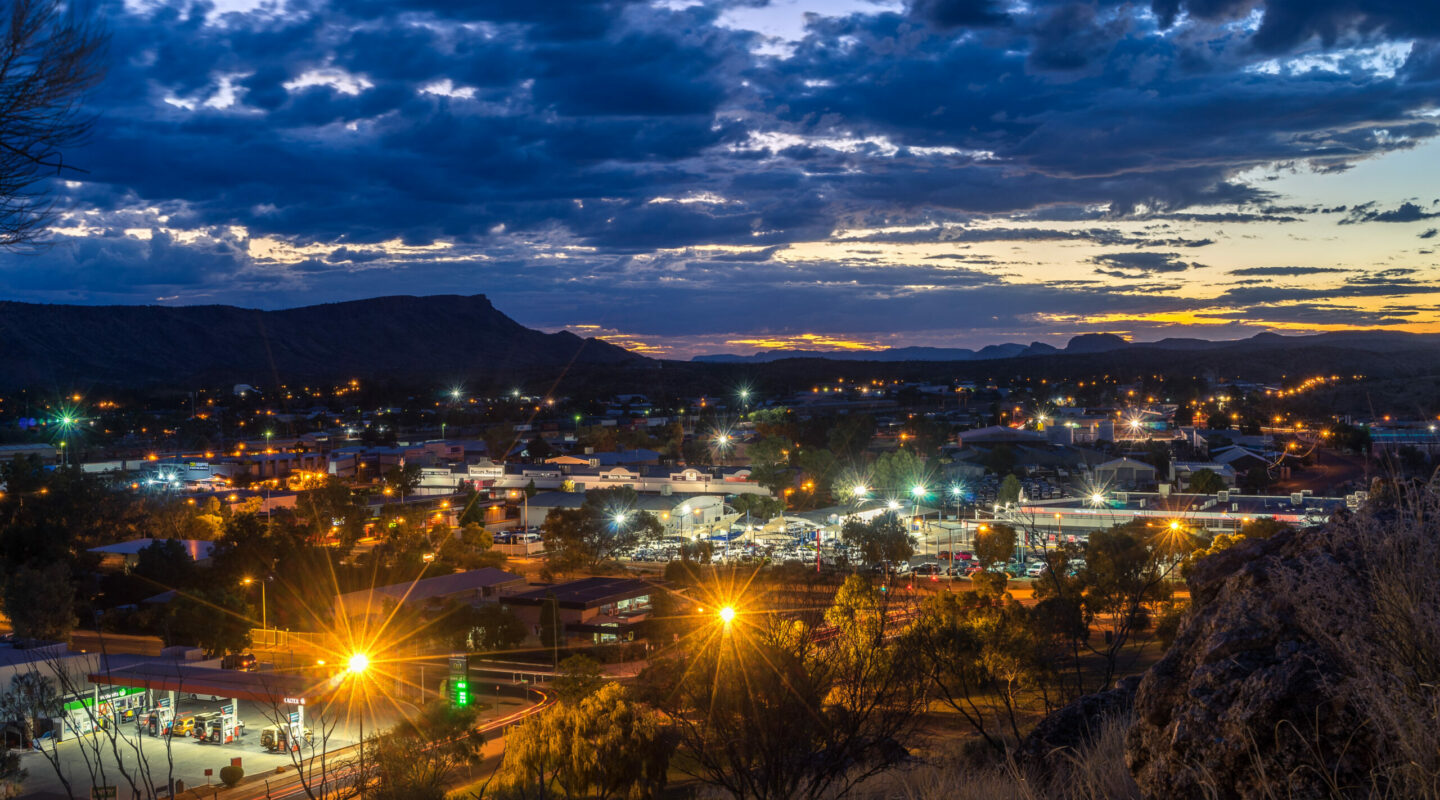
[4,0,1440,358]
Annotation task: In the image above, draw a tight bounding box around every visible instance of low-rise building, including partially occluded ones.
[333,567,526,623]
[505,577,662,643]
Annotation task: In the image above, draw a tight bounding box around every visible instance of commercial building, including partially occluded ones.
[505,577,661,643]
[524,492,727,537]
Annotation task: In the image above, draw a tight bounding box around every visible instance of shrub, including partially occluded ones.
[219,765,244,787]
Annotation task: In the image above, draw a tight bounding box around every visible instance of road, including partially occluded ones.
[218,685,551,800]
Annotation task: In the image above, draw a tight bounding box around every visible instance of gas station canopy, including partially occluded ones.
[87,663,331,706]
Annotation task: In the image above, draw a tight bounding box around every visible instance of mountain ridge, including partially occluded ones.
[691,329,1440,363]
[0,294,645,390]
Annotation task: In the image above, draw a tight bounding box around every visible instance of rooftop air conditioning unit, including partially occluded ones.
[1217,490,1230,503]
[1290,492,1304,505]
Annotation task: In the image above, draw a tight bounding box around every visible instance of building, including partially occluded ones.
[506,577,661,643]
[333,567,526,622]
[985,490,1352,543]
[489,463,770,497]
[525,492,727,537]
[1092,457,1158,488]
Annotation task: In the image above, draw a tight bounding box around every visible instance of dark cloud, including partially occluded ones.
[1421,228,1439,239]
[1228,266,1351,276]
[0,0,1434,347]
[908,0,1010,29]
[1091,252,1205,277]
[1341,201,1440,224]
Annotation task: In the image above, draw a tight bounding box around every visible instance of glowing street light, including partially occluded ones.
[241,576,268,630]
[346,652,372,798]
[1090,492,1105,506]
[910,485,926,498]
[718,606,736,625]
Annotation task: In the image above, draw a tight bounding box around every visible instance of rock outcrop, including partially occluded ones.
[1126,502,1440,800]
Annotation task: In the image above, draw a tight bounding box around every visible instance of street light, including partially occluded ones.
[347,653,371,798]
[718,606,736,626]
[242,577,268,631]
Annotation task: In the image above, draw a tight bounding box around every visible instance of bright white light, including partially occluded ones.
[347,653,369,673]
[718,606,736,624]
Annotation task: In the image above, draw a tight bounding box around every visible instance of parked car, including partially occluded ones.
[222,653,257,671]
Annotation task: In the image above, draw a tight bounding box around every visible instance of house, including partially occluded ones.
[333,567,526,623]
[1211,446,1271,474]
[506,577,662,643]
[1092,457,1158,488]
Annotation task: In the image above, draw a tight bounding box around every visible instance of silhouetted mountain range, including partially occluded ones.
[0,295,644,390]
[691,330,1440,363]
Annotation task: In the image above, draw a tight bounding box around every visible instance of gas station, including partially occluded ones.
[84,662,335,753]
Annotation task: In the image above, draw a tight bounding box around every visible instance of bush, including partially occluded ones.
[219,765,244,787]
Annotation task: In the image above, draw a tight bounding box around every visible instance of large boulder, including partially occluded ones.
[1127,500,1440,800]
[1015,676,1139,765]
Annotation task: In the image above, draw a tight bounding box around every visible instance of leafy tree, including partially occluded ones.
[2,562,76,642]
[1186,468,1227,494]
[973,523,1016,568]
[996,474,1023,505]
[906,590,1043,752]
[383,462,422,497]
[132,538,197,593]
[495,683,674,800]
[869,448,926,494]
[840,511,914,567]
[729,493,784,521]
[553,654,605,704]
[643,581,923,800]
[1241,464,1273,492]
[367,701,484,800]
[466,603,527,652]
[826,414,874,462]
[163,588,252,656]
[796,448,839,502]
[541,487,664,570]
[982,444,1017,477]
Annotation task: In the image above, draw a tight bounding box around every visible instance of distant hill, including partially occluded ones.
[0,295,646,390]
[692,330,1440,363]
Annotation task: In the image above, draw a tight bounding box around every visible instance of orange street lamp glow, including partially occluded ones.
[719,606,736,625]
[347,653,370,674]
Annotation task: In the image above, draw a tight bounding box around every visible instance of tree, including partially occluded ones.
[840,511,914,566]
[870,448,926,493]
[553,654,604,704]
[495,683,674,800]
[644,583,923,800]
[0,0,107,249]
[368,701,484,800]
[1186,468,1226,495]
[383,462,422,497]
[996,474,1023,506]
[1241,464,1273,492]
[974,523,1016,568]
[0,670,56,747]
[730,493,784,521]
[541,487,663,570]
[907,589,1044,752]
[466,603,527,652]
[164,588,252,656]
[2,562,76,641]
[826,413,874,462]
[982,444,1017,477]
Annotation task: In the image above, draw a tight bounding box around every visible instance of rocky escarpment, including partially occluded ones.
[1126,496,1440,800]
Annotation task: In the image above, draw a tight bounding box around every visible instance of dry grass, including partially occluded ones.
[857,713,1139,800]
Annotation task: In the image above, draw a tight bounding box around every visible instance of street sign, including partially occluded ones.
[91,788,118,800]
